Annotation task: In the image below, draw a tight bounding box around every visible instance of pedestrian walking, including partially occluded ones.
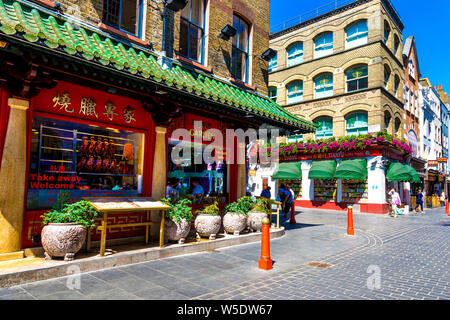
[414,189,424,214]
[282,185,294,218]
[389,188,401,218]
[260,186,271,199]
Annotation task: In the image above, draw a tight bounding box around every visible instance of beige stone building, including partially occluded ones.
[268,0,405,140]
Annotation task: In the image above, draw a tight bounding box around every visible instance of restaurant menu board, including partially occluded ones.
[83,198,170,212]
[314,179,337,202]
[342,180,368,203]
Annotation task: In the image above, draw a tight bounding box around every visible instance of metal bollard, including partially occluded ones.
[258,217,273,270]
[347,205,355,236]
[289,202,296,224]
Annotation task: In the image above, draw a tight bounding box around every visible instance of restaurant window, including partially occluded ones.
[314,32,333,59]
[314,179,337,202]
[168,139,228,205]
[342,180,368,203]
[102,0,143,37]
[268,52,277,72]
[346,65,368,92]
[314,116,333,139]
[269,87,277,103]
[286,42,303,67]
[180,0,206,63]
[345,20,368,49]
[314,73,333,99]
[27,116,145,210]
[346,111,368,136]
[286,81,303,104]
[231,14,250,83]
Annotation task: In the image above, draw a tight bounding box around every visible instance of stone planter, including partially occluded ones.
[194,214,221,240]
[41,223,87,261]
[164,218,191,244]
[247,211,268,232]
[223,212,247,235]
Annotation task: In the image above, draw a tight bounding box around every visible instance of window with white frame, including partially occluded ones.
[286,81,303,104]
[345,20,368,49]
[394,76,400,98]
[231,14,250,83]
[286,42,303,67]
[314,32,333,58]
[394,35,400,55]
[314,73,333,99]
[180,0,206,63]
[314,117,333,139]
[346,65,368,92]
[384,65,390,90]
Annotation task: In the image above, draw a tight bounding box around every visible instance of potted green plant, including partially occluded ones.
[247,198,271,232]
[222,197,255,235]
[194,202,222,240]
[41,200,98,261]
[161,198,193,244]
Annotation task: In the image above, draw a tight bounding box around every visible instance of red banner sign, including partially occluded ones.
[437,158,448,163]
[33,81,147,129]
[282,148,403,162]
[428,160,438,166]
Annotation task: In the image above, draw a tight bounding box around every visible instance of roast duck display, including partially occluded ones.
[76,135,132,175]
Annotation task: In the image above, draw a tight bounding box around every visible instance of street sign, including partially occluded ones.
[428,160,438,166]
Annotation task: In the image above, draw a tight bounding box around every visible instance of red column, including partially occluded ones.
[347,205,355,236]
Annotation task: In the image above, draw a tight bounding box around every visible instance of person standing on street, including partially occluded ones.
[440,191,446,207]
[415,189,424,214]
[282,185,294,218]
[390,188,401,218]
[260,186,271,199]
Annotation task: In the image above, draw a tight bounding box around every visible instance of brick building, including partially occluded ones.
[269,0,405,140]
[0,0,315,257]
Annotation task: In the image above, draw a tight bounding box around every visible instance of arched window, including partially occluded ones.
[394,34,400,55]
[346,65,368,92]
[395,118,401,135]
[286,81,303,104]
[384,65,391,90]
[314,116,333,139]
[269,87,277,102]
[286,42,303,67]
[394,75,400,98]
[180,0,206,63]
[268,52,278,73]
[346,112,368,136]
[314,32,333,58]
[314,73,333,99]
[384,21,390,45]
[345,20,368,49]
[384,111,391,132]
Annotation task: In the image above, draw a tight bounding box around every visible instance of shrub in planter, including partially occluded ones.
[194,202,222,240]
[161,198,193,244]
[41,200,98,261]
[222,202,248,236]
[247,199,271,232]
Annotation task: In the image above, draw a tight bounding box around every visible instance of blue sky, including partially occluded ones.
[270,0,450,93]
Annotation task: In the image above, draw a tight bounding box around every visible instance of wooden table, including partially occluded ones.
[83,197,171,257]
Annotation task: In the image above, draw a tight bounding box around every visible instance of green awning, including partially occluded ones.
[405,165,421,183]
[309,160,337,180]
[272,162,302,180]
[334,159,367,180]
[386,163,415,182]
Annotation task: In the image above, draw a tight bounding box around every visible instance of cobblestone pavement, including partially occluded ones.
[1,207,449,300]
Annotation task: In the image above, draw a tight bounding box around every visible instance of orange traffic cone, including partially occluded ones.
[258,218,273,270]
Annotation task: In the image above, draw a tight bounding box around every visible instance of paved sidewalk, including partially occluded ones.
[1,207,449,300]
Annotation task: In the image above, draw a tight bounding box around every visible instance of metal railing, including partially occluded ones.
[270,0,402,34]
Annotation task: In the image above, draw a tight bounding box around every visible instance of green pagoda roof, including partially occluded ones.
[0,0,316,132]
